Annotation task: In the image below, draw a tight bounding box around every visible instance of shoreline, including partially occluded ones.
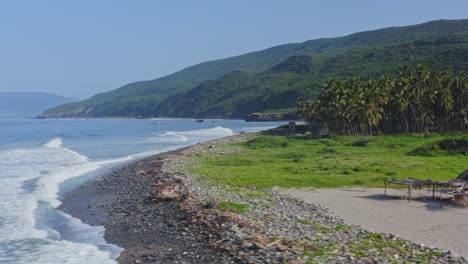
[35,117,245,120]
[34,116,299,122]
[59,134,467,263]
[59,147,233,263]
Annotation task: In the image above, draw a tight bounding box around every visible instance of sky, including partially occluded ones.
[0,1,467,99]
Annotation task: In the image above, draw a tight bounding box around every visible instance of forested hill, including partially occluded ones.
[156,33,468,118]
[41,19,468,118]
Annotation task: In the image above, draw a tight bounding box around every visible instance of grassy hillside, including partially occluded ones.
[188,133,467,189]
[42,19,468,118]
[157,33,468,118]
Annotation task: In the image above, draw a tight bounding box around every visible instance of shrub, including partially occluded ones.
[351,166,365,172]
[351,179,365,185]
[408,138,468,156]
[319,138,340,146]
[318,147,338,154]
[386,143,405,149]
[350,138,372,147]
[246,136,289,148]
[278,152,306,159]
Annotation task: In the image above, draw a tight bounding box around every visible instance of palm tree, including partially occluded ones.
[395,65,413,133]
[296,64,465,136]
[451,73,468,131]
[361,79,386,135]
[432,71,453,132]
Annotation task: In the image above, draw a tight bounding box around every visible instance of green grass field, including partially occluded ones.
[190,133,467,189]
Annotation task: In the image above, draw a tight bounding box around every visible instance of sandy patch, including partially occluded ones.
[282,187,468,258]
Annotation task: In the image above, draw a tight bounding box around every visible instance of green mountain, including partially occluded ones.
[41,19,468,118]
[156,33,468,118]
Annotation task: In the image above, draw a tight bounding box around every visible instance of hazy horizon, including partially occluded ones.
[1,0,468,99]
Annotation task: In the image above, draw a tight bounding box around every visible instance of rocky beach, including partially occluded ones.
[59,148,233,263]
[60,134,467,263]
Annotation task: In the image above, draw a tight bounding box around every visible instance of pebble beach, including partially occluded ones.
[59,134,467,263]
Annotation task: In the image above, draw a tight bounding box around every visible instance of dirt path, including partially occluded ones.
[282,187,468,258]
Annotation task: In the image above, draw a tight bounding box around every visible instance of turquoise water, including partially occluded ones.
[0,118,284,264]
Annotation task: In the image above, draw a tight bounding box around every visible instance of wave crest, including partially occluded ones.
[42,138,63,148]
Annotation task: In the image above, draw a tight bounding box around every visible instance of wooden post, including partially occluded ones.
[288,122,296,135]
[384,181,387,197]
[432,184,436,199]
[408,185,412,203]
[453,194,465,206]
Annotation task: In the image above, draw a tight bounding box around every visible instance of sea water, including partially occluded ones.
[0,118,284,264]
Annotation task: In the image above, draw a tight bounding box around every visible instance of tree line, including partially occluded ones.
[297,65,468,136]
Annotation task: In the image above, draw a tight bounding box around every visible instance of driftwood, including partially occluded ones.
[152,178,189,202]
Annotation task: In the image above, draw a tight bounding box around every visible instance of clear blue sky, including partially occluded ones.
[0,0,467,98]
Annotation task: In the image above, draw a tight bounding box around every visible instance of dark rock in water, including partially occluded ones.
[195,119,204,122]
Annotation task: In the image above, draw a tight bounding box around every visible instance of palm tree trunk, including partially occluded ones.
[402,113,409,133]
[409,103,421,136]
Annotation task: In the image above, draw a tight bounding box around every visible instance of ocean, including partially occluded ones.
[0,118,284,264]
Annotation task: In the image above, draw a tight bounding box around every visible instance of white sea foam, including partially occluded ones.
[179,126,234,137]
[237,126,278,133]
[0,121,281,264]
[143,126,234,145]
[41,137,63,148]
[160,132,189,142]
[0,138,121,264]
[164,126,234,141]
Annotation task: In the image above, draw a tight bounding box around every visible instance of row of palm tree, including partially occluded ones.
[297,65,468,136]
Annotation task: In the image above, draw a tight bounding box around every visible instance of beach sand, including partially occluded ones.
[282,187,468,258]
